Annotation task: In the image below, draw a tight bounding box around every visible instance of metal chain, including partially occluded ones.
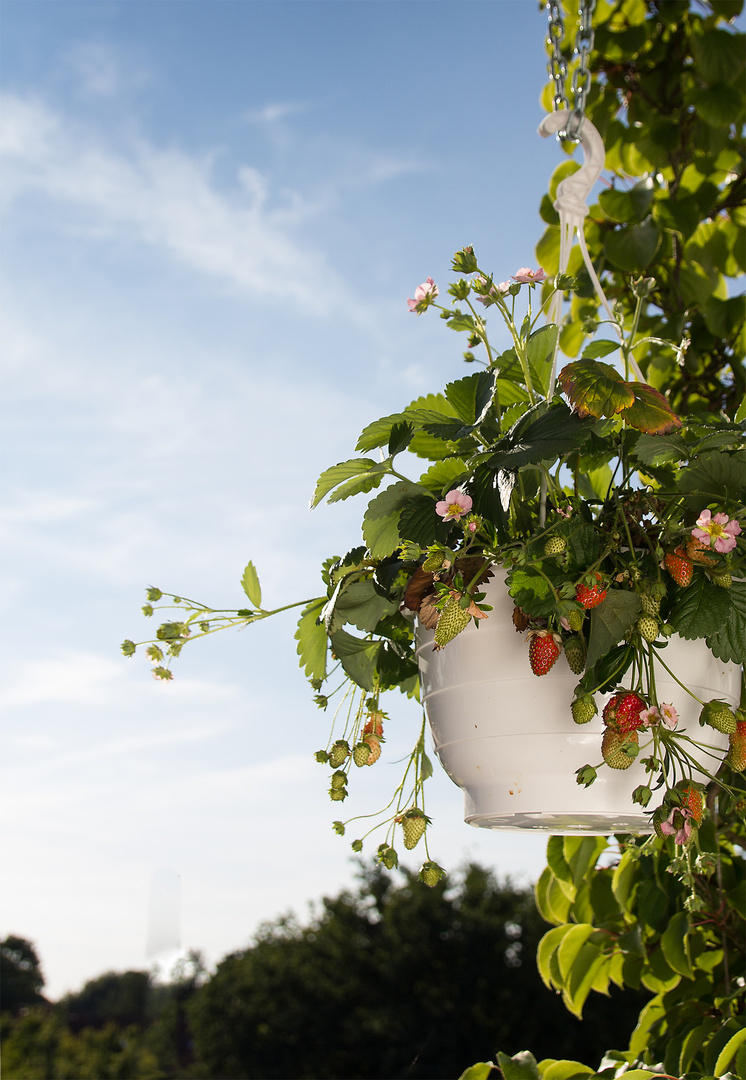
[546,0,596,141]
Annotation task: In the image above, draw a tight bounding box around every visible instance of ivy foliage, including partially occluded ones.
[536,0,746,421]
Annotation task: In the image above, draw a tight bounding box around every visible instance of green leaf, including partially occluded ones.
[679,1019,720,1076]
[558,360,635,419]
[692,26,746,84]
[581,339,619,359]
[585,591,642,670]
[612,849,641,909]
[311,458,380,508]
[445,370,496,426]
[329,629,380,691]
[641,946,680,994]
[495,1050,541,1080]
[632,433,689,467]
[507,568,557,619]
[661,910,694,979]
[458,1064,496,1080]
[707,1020,746,1074]
[240,561,262,608]
[669,575,735,642]
[398,495,453,548]
[546,836,574,885]
[564,940,607,1019]
[535,866,573,925]
[388,421,414,457]
[417,458,470,496]
[355,394,458,452]
[556,924,597,984]
[334,579,397,633]
[525,324,559,395]
[295,599,327,681]
[628,999,666,1060]
[326,468,389,505]
[677,450,746,507]
[705,580,746,665]
[498,403,592,469]
[604,217,661,272]
[362,481,424,559]
[537,925,574,989]
[541,1062,595,1079]
[563,836,607,889]
[599,179,654,224]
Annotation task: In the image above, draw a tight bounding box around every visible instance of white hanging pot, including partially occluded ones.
[415,571,740,835]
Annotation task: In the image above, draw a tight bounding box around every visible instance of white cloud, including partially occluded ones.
[0,651,238,713]
[63,39,151,98]
[0,93,345,313]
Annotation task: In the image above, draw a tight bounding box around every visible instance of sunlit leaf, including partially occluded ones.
[558,360,635,419]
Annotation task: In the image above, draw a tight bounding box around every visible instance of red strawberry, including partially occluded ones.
[575,572,607,609]
[664,548,693,587]
[527,630,562,676]
[363,734,382,765]
[685,536,716,567]
[679,782,704,826]
[602,692,648,733]
[363,711,384,738]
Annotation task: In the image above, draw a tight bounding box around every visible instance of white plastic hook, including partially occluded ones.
[538,109,644,387]
[538,109,605,224]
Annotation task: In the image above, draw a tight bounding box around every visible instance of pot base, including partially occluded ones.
[465,810,653,834]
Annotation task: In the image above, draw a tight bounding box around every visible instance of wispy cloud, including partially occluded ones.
[63,39,151,98]
[0,93,344,313]
[243,101,311,125]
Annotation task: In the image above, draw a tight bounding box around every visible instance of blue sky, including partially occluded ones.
[1,0,581,1000]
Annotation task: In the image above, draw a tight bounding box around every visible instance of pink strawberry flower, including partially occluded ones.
[639,706,660,727]
[659,703,679,729]
[512,267,546,284]
[407,277,438,313]
[435,489,473,521]
[660,806,694,845]
[691,510,741,553]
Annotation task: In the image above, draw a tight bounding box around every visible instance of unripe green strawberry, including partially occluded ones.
[564,636,586,674]
[330,770,347,790]
[434,595,471,649]
[699,699,737,735]
[423,550,446,572]
[329,740,350,768]
[352,741,371,766]
[601,728,638,770]
[571,695,597,725]
[544,536,567,557]
[400,808,429,850]
[639,593,661,617]
[568,608,584,632]
[726,721,746,771]
[712,572,732,589]
[420,861,444,887]
[329,786,347,801]
[636,616,659,642]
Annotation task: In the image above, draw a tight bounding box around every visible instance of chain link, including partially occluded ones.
[546,0,596,141]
